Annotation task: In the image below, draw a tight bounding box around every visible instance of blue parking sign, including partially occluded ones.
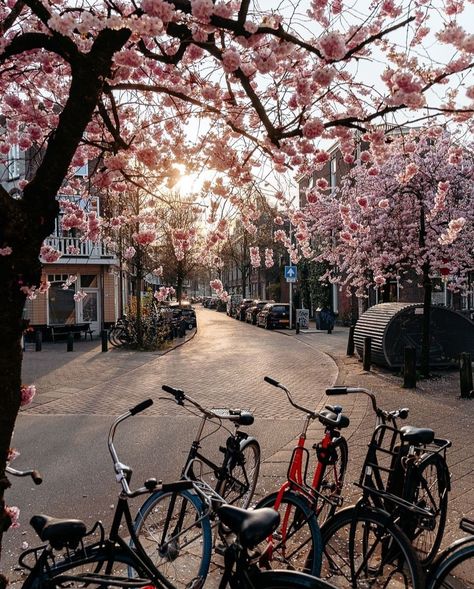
[285,266,297,282]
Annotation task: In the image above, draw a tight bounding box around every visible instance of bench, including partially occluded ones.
[50,323,94,342]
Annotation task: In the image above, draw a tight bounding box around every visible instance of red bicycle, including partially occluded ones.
[254,376,350,576]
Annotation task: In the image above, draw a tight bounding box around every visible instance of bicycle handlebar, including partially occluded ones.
[162,385,248,422]
[108,398,159,497]
[264,376,347,428]
[6,465,43,485]
[325,386,409,423]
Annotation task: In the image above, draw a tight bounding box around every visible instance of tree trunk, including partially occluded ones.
[421,264,432,378]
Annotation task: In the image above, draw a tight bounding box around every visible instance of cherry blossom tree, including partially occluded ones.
[1,0,474,577]
[304,130,474,375]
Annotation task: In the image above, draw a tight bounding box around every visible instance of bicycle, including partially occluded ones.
[108,316,135,348]
[216,504,338,589]
[319,386,450,587]
[132,385,260,585]
[16,399,209,589]
[427,517,474,588]
[325,385,451,566]
[253,376,350,575]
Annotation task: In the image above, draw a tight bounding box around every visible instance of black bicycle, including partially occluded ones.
[427,517,474,588]
[319,387,450,587]
[132,385,261,586]
[16,399,206,589]
[325,386,451,566]
[217,504,337,589]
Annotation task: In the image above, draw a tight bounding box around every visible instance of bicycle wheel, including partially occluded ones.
[217,439,261,509]
[22,547,152,589]
[315,436,348,526]
[254,491,322,576]
[320,504,424,588]
[403,452,449,566]
[253,569,339,589]
[109,326,127,348]
[132,489,212,589]
[428,541,474,588]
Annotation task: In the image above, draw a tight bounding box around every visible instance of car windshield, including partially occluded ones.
[272,306,289,313]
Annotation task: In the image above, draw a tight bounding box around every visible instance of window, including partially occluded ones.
[48,281,76,325]
[330,157,337,190]
[80,274,98,288]
[74,163,89,177]
[7,145,20,180]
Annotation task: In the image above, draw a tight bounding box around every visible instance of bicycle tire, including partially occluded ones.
[315,436,348,526]
[22,547,153,589]
[427,539,474,588]
[251,569,338,589]
[216,439,261,509]
[320,504,424,588]
[402,452,449,566]
[254,491,322,576]
[132,489,212,589]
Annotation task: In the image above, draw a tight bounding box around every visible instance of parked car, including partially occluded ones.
[256,303,291,329]
[245,300,274,325]
[236,299,256,321]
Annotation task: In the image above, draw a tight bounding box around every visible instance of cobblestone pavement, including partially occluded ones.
[9,308,474,586]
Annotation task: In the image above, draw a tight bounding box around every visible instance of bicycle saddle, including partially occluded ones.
[400,425,434,445]
[218,506,279,548]
[319,409,350,429]
[30,514,87,549]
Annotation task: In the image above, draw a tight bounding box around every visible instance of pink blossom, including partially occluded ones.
[123,246,136,260]
[264,248,274,268]
[319,32,347,61]
[73,290,87,302]
[153,266,163,276]
[40,244,62,263]
[0,246,12,256]
[316,178,329,190]
[20,384,36,406]
[250,246,261,268]
[374,275,386,286]
[222,48,241,72]
[274,216,284,225]
[357,196,368,208]
[210,279,224,293]
[133,230,156,246]
[5,505,20,529]
[303,118,324,139]
[190,0,214,23]
[378,199,389,209]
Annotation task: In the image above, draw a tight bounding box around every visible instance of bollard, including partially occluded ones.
[363,336,372,371]
[460,352,473,399]
[403,346,417,389]
[346,325,355,356]
[35,330,42,352]
[295,321,300,334]
[101,329,108,352]
[67,332,74,352]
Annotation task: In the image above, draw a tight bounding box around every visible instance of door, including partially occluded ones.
[79,290,100,334]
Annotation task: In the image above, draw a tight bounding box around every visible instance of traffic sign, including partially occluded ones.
[285,265,297,282]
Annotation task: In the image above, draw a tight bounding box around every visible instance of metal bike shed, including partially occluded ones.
[353,302,474,368]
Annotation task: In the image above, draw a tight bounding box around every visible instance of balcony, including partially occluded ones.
[44,235,117,264]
